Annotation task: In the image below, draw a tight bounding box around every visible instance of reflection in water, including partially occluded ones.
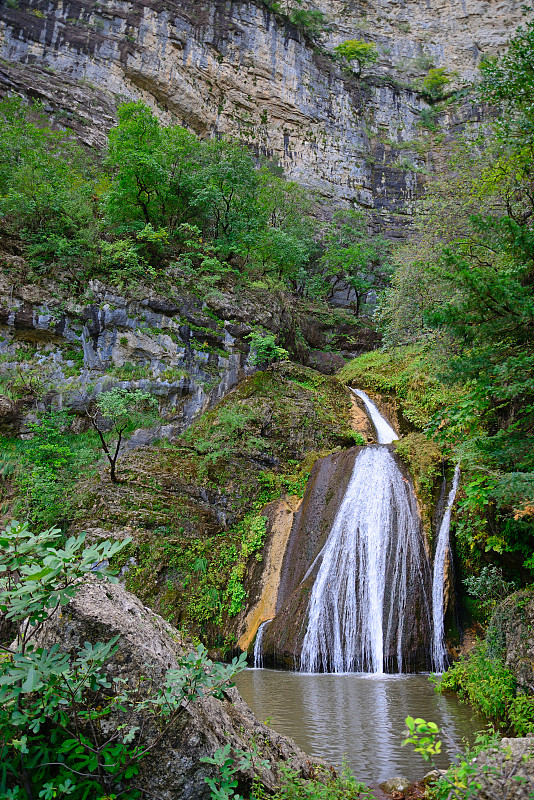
[235,670,484,784]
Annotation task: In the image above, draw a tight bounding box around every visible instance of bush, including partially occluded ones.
[421,67,451,99]
[333,40,379,77]
[437,642,534,734]
[248,332,289,368]
[0,521,246,800]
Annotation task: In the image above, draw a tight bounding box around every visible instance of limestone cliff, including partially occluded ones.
[1,0,529,235]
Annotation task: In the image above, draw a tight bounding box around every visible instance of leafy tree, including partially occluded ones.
[0,99,98,282]
[333,40,379,77]
[85,388,157,482]
[104,101,205,234]
[319,209,391,315]
[0,520,246,800]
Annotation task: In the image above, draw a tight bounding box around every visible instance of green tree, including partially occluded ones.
[421,67,451,100]
[320,209,391,315]
[0,99,98,283]
[104,101,205,234]
[85,388,157,482]
[333,40,379,77]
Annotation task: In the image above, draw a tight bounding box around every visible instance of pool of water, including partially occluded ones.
[235,669,485,784]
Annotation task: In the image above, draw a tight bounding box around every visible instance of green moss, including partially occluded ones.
[338,344,460,429]
[395,432,443,533]
[80,362,355,648]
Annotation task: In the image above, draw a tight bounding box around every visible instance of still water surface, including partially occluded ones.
[235,670,484,784]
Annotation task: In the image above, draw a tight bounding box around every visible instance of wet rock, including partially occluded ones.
[32,579,320,800]
[379,776,411,794]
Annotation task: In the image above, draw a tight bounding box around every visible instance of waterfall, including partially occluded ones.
[299,388,433,673]
[431,465,461,672]
[253,620,271,668]
[350,388,398,444]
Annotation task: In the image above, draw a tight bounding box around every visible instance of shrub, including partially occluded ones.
[248,332,289,368]
[333,40,379,77]
[437,642,534,734]
[421,67,451,100]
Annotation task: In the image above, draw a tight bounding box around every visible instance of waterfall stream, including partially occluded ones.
[431,465,461,672]
[300,390,434,674]
[253,620,271,669]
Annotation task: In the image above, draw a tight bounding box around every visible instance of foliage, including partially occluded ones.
[85,388,157,482]
[420,68,451,100]
[7,412,100,529]
[0,520,247,800]
[0,98,98,283]
[403,718,510,800]
[333,40,379,76]
[0,97,387,311]
[436,642,534,734]
[318,210,391,315]
[265,1,331,41]
[248,332,289,367]
[463,566,517,618]
[201,745,373,800]
[377,21,534,572]
[339,344,458,429]
[402,716,441,762]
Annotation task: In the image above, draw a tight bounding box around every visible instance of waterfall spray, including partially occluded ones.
[432,465,461,672]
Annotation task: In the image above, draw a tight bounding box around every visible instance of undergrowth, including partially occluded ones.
[436,641,534,735]
[338,344,460,429]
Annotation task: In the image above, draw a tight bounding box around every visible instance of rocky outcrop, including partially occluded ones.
[468,736,534,800]
[0,270,365,436]
[33,578,319,800]
[1,0,523,235]
[488,588,534,694]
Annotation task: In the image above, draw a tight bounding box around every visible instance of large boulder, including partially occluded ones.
[470,736,534,800]
[33,579,318,800]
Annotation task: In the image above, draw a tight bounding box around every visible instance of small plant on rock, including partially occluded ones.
[333,40,379,77]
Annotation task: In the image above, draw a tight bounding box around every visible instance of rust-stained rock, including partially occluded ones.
[236,496,302,654]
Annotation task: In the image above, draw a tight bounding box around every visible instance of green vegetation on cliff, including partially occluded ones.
[343,20,534,584]
[0,97,388,316]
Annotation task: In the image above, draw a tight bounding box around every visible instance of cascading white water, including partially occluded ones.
[431,465,461,673]
[299,387,435,674]
[299,445,433,673]
[253,620,271,668]
[350,388,398,444]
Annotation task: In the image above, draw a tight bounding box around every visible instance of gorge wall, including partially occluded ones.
[1,0,530,238]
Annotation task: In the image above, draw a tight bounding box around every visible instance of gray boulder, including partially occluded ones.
[33,579,318,799]
[469,737,534,800]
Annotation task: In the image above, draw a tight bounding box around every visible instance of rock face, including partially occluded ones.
[470,736,534,800]
[488,588,534,694]
[0,270,365,437]
[33,578,319,800]
[1,0,526,235]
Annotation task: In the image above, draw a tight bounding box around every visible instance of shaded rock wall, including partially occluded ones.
[0,269,367,436]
